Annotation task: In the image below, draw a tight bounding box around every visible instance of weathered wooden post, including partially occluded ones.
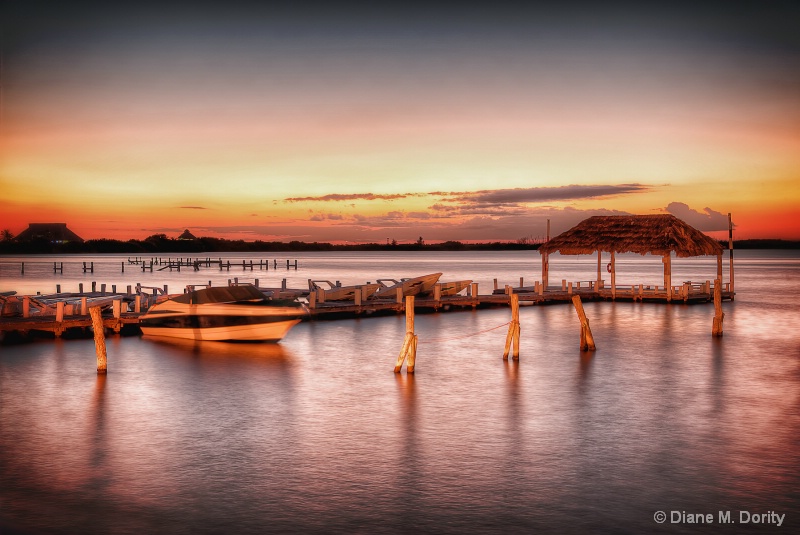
[503,293,520,360]
[89,306,107,374]
[394,296,417,373]
[712,279,724,337]
[571,295,596,351]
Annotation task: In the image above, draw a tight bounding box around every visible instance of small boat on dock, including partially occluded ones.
[372,273,442,299]
[432,279,472,297]
[139,285,307,342]
[308,280,381,301]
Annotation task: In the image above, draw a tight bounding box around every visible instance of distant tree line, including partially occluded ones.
[0,233,542,254]
[1,231,798,255]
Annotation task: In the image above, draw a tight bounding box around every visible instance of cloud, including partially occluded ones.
[443,184,650,205]
[666,202,730,231]
[284,193,414,202]
[179,206,208,210]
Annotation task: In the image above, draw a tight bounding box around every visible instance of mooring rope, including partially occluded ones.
[417,321,511,344]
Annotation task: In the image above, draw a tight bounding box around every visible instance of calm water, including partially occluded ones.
[2,250,799,534]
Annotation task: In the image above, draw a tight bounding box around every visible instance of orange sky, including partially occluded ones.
[2,2,799,243]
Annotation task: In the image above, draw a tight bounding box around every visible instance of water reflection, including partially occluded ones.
[143,335,295,367]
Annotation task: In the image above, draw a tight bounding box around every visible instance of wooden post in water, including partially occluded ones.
[728,213,735,300]
[712,279,724,337]
[503,293,520,361]
[89,306,107,374]
[571,295,596,351]
[394,296,417,373]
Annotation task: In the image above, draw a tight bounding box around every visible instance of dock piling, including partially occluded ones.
[89,306,107,374]
[712,279,724,336]
[394,296,417,373]
[571,295,596,351]
[503,293,520,360]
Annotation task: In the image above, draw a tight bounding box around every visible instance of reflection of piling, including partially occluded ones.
[571,295,596,351]
[394,296,417,373]
[503,293,520,360]
[712,279,724,337]
[89,306,108,374]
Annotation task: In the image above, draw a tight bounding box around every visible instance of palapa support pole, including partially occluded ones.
[596,250,602,289]
[89,306,108,374]
[610,251,616,300]
[728,213,735,300]
[571,295,596,351]
[394,296,417,373]
[712,279,724,337]
[503,293,520,361]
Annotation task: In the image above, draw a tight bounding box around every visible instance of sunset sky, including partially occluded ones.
[2,1,799,243]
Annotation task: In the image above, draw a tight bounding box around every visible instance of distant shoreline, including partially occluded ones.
[1,237,798,255]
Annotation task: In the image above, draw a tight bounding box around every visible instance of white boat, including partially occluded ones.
[433,279,472,296]
[372,273,443,299]
[308,280,382,301]
[139,285,307,342]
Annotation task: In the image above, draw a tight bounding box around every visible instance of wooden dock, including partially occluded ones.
[0,278,733,340]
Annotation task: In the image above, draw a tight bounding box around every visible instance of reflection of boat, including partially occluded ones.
[431,280,472,296]
[145,335,294,364]
[372,273,443,299]
[139,285,307,342]
[308,280,381,301]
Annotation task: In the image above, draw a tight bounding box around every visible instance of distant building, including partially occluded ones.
[15,223,84,243]
[178,229,198,240]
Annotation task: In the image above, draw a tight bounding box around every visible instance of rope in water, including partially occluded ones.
[417,321,511,344]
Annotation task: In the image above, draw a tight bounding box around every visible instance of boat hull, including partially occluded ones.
[140,318,301,342]
[434,280,472,297]
[373,273,442,299]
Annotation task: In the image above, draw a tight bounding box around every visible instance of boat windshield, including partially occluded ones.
[172,285,266,305]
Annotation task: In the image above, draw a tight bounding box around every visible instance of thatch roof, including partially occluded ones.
[538,215,723,257]
[15,223,84,243]
[178,229,198,240]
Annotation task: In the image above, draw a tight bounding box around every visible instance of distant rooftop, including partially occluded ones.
[15,223,84,243]
[178,229,198,240]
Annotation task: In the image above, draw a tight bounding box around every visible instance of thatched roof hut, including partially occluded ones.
[538,215,723,257]
[178,229,198,240]
[15,223,84,243]
[538,214,726,301]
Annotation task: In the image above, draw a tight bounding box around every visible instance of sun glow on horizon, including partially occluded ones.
[2,3,799,242]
